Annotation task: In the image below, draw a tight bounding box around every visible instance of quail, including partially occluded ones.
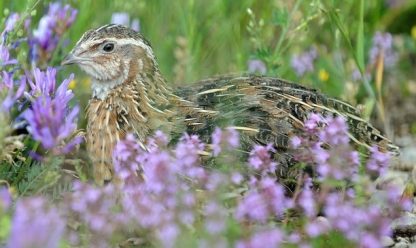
[62,24,398,185]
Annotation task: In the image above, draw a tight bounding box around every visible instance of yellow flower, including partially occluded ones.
[411,25,416,40]
[319,69,329,82]
[68,80,76,89]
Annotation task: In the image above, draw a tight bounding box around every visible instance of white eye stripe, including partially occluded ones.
[113,38,155,59]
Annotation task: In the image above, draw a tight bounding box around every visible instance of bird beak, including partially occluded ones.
[61,53,80,66]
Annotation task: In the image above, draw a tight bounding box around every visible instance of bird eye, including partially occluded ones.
[102,43,115,52]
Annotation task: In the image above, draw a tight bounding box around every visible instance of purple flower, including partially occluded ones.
[320,189,402,245]
[298,178,316,218]
[204,201,227,234]
[235,188,269,222]
[231,172,243,184]
[69,182,124,246]
[247,59,267,74]
[49,3,77,29]
[111,12,130,26]
[111,12,140,32]
[0,45,18,66]
[131,19,140,32]
[32,3,77,60]
[28,67,71,98]
[4,13,19,33]
[147,130,169,151]
[236,177,291,223]
[236,229,284,248]
[359,233,382,248]
[113,133,143,185]
[211,127,239,156]
[303,113,322,132]
[260,177,292,215]
[291,47,317,77]
[366,145,390,177]
[248,144,276,175]
[7,197,65,248]
[0,187,12,210]
[143,151,176,194]
[318,116,349,145]
[369,32,397,68]
[305,217,331,237]
[205,172,227,191]
[175,134,206,180]
[175,133,204,171]
[23,70,80,153]
[1,72,26,112]
[24,95,80,151]
[156,223,180,248]
[33,15,57,52]
[112,131,206,239]
[351,69,371,82]
[290,136,302,149]
[292,114,360,181]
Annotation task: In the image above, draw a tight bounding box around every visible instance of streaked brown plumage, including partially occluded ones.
[62,24,398,185]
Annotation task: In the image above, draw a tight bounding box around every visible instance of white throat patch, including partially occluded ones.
[91,77,124,100]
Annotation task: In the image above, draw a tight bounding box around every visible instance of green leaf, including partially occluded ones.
[356,0,365,72]
[0,214,11,240]
[323,4,376,99]
[323,7,354,56]
[272,8,289,26]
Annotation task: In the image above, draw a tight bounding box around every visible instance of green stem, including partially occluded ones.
[273,0,303,57]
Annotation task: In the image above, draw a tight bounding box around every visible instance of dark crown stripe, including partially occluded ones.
[95,24,119,32]
[76,24,153,48]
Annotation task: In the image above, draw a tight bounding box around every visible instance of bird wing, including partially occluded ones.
[175,75,399,155]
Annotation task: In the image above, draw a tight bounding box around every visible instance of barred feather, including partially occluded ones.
[176,75,399,155]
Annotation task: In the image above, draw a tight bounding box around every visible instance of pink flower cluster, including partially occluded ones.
[5,113,409,247]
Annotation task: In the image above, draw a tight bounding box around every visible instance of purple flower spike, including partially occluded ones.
[291,114,360,181]
[369,32,397,68]
[366,145,390,177]
[299,178,316,218]
[31,3,77,61]
[318,116,349,146]
[211,127,240,156]
[111,12,130,26]
[131,19,140,32]
[4,13,19,33]
[111,12,141,31]
[7,197,65,248]
[33,16,57,52]
[291,47,318,77]
[23,69,79,153]
[236,177,291,223]
[24,96,79,151]
[27,67,75,104]
[247,59,267,74]
[28,67,57,97]
[248,144,276,175]
[2,74,26,113]
[0,187,12,210]
[0,45,18,66]
[236,229,284,248]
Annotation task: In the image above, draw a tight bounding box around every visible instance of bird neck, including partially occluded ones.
[136,68,173,109]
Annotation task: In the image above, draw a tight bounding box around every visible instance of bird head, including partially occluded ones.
[62,24,158,99]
